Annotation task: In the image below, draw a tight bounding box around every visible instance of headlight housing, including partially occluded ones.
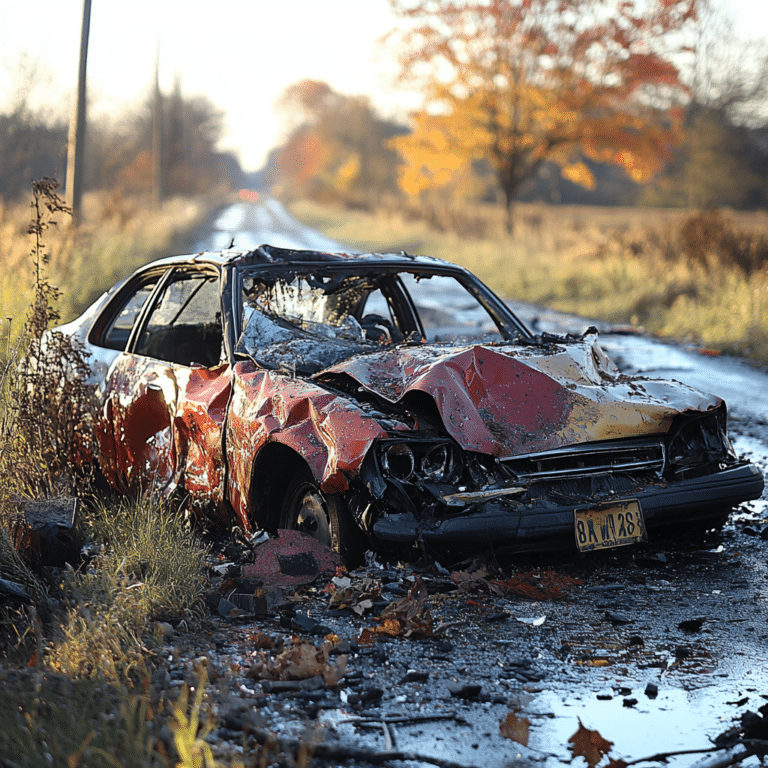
[666,409,734,477]
[378,439,462,484]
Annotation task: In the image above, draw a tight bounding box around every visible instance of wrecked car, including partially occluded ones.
[57,244,764,562]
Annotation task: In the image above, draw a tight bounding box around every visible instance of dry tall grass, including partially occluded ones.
[290,199,768,366]
[0,184,213,766]
[0,189,213,339]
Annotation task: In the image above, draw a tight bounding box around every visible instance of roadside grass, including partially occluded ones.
[0,189,216,337]
[49,495,209,683]
[288,199,768,366]
[0,668,163,768]
[0,182,214,767]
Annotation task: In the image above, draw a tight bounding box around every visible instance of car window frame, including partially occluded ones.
[88,266,171,352]
[129,264,225,367]
[233,261,531,345]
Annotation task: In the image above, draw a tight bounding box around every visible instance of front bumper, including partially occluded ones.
[372,462,764,552]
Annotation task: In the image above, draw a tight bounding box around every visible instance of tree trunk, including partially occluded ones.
[503,189,515,236]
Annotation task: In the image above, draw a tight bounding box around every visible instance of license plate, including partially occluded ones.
[574,500,647,552]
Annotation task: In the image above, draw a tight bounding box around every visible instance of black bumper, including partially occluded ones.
[372,462,765,552]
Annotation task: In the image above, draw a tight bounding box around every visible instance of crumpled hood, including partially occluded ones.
[321,339,722,458]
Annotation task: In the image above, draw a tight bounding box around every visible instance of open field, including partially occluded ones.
[0,195,766,767]
[0,189,220,340]
[289,199,768,367]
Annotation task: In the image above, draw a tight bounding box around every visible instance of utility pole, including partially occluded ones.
[66,0,91,222]
[152,43,163,210]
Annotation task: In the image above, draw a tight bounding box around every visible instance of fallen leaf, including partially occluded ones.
[366,576,433,639]
[568,719,614,767]
[499,711,530,746]
[357,628,374,646]
[257,638,347,685]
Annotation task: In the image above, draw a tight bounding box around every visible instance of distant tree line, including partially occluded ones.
[264,1,768,221]
[263,77,768,213]
[0,75,242,204]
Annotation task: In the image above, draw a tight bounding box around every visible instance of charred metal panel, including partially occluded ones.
[98,356,180,494]
[173,364,231,509]
[225,361,387,530]
[97,355,233,507]
[325,341,722,458]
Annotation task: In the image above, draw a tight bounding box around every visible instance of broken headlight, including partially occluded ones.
[666,409,735,476]
[382,444,416,480]
[379,439,462,484]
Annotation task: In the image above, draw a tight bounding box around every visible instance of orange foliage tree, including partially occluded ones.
[274,80,403,204]
[388,0,697,231]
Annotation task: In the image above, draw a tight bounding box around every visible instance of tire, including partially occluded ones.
[279,467,365,568]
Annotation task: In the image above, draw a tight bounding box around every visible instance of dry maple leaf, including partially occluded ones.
[373,618,405,637]
[357,628,375,646]
[568,719,614,767]
[499,711,530,746]
[328,587,355,609]
[368,576,433,639]
[263,639,347,685]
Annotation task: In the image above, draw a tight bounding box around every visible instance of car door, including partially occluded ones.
[97,266,231,512]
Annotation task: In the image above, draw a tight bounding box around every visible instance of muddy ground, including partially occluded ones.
[146,414,767,768]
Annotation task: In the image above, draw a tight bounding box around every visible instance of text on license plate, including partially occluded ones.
[574,500,647,552]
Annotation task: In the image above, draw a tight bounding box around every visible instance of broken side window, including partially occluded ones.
[135,273,223,367]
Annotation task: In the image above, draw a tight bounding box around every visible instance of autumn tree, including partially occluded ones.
[388,0,697,232]
[273,79,404,205]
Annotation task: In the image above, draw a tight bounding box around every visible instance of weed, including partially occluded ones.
[170,659,222,768]
[681,209,768,275]
[0,668,162,768]
[83,494,209,622]
[47,494,208,683]
[0,178,97,502]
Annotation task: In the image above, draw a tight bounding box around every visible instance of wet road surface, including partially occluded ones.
[189,198,768,767]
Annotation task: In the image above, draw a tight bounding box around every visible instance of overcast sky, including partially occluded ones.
[1,0,766,171]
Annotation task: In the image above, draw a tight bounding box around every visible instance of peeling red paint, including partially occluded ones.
[97,357,231,512]
[325,342,722,458]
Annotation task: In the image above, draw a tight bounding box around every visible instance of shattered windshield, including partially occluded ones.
[235,266,507,374]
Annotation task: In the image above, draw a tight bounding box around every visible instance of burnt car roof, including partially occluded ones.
[152,244,459,272]
[243,244,447,268]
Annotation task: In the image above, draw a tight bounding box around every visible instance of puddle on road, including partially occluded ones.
[530,684,758,766]
[732,434,768,472]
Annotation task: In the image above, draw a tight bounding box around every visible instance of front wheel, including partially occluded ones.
[279,468,365,567]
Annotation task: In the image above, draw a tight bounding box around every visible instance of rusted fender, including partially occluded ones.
[325,341,723,458]
[98,356,231,507]
[173,364,230,511]
[97,356,179,494]
[226,361,387,528]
